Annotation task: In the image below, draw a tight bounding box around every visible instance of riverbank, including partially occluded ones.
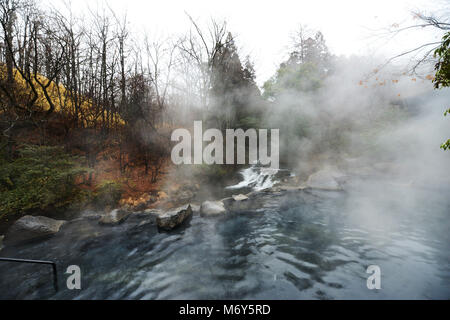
[0,159,433,251]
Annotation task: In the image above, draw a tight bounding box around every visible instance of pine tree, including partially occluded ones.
[209,33,262,129]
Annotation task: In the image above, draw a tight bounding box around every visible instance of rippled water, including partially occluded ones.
[1,182,449,300]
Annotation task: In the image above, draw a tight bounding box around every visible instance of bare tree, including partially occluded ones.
[177,14,231,112]
[145,35,177,118]
[376,11,450,75]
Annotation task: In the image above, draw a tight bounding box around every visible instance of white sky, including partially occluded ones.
[51,0,447,85]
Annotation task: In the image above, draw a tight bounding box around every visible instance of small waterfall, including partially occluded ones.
[226,165,283,192]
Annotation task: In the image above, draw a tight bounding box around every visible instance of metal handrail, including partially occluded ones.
[0,257,58,291]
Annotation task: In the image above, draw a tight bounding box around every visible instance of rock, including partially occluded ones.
[200,201,227,217]
[278,185,305,192]
[225,194,252,211]
[156,205,193,231]
[0,235,4,251]
[4,216,66,245]
[127,219,157,235]
[232,194,249,201]
[306,170,343,191]
[133,202,148,212]
[169,184,198,205]
[263,185,304,193]
[99,209,131,226]
[126,211,158,227]
[81,210,102,221]
[144,208,163,218]
[223,194,261,212]
[261,186,283,193]
[134,193,158,211]
[172,189,195,204]
[274,169,292,180]
[189,204,201,214]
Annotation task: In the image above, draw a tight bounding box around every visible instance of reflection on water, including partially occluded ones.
[0,184,449,300]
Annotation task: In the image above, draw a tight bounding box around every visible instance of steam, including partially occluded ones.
[261,54,449,185]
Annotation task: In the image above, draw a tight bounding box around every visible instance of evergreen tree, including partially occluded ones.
[209,33,262,129]
[263,27,331,99]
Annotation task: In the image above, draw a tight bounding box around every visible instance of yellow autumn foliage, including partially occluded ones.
[0,65,125,128]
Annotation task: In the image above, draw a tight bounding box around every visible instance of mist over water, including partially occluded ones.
[0,184,448,300]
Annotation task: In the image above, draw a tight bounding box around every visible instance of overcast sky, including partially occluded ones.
[53,0,448,85]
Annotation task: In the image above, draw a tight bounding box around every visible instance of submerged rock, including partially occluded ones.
[223,195,254,212]
[156,205,193,231]
[200,201,227,217]
[4,216,66,245]
[306,170,343,191]
[99,209,131,226]
[265,185,307,193]
[81,210,103,221]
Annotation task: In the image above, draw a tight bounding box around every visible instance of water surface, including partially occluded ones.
[0,183,449,300]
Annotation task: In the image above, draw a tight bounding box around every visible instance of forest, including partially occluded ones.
[0,0,262,223]
[0,0,448,226]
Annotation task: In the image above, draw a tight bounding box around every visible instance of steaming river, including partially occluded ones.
[0,180,449,300]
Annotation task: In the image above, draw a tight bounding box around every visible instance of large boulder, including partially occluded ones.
[4,216,66,245]
[99,209,131,226]
[306,170,343,191]
[156,205,193,231]
[200,201,227,217]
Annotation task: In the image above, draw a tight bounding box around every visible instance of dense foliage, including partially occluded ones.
[433,32,450,150]
[263,29,330,99]
[208,33,264,130]
[0,145,88,218]
[92,180,123,209]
